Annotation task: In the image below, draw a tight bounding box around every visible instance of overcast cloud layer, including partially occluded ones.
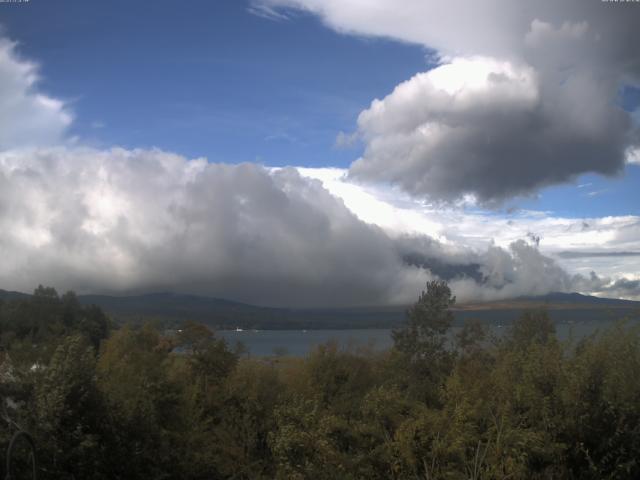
[0,18,638,305]
[259,0,640,203]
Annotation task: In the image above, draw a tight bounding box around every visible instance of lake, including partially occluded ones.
[218,318,640,356]
[218,328,393,356]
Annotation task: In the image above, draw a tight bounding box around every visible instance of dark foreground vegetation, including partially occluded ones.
[1,283,640,479]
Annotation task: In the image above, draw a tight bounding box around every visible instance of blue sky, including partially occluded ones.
[0,0,638,304]
[2,0,637,218]
[0,0,427,166]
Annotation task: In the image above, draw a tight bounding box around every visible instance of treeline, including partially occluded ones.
[1,282,640,479]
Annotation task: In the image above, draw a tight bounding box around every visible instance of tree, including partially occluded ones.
[32,335,108,478]
[393,280,456,359]
[176,321,238,391]
[96,324,181,478]
[506,309,555,350]
[391,280,456,404]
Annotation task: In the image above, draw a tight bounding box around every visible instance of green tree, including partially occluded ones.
[31,335,108,478]
[560,323,640,479]
[96,324,181,479]
[391,280,456,404]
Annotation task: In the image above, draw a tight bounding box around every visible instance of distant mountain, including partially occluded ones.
[519,292,639,306]
[79,292,262,318]
[2,288,638,329]
[0,288,31,301]
[456,292,640,311]
[77,292,406,329]
[76,291,640,329]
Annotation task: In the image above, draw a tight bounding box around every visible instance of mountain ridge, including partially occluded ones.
[2,288,639,329]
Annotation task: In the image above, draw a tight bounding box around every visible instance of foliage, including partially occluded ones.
[1,283,640,479]
[392,280,457,405]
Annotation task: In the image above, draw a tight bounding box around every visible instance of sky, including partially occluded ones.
[0,0,638,306]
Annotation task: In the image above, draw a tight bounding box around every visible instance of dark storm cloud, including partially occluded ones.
[394,235,485,283]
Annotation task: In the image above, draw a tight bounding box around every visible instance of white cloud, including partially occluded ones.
[299,168,637,250]
[334,131,359,149]
[257,0,640,74]
[254,0,526,58]
[246,3,290,21]
[299,167,640,299]
[257,0,640,203]
[346,35,633,203]
[0,39,71,150]
[0,147,436,306]
[0,26,638,305]
[0,147,637,305]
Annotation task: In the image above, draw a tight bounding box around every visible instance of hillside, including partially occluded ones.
[2,289,639,330]
[456,292,640,310]
[77,293,405,329]
[0,288,31,301]
[66,291,640,329]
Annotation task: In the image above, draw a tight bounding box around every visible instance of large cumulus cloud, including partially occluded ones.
[2,147,638,305]
[349,55,631,202]
[0,147,431,306]
[257,0,640,203]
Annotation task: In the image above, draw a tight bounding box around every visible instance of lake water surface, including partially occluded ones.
[218,318,640,357]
